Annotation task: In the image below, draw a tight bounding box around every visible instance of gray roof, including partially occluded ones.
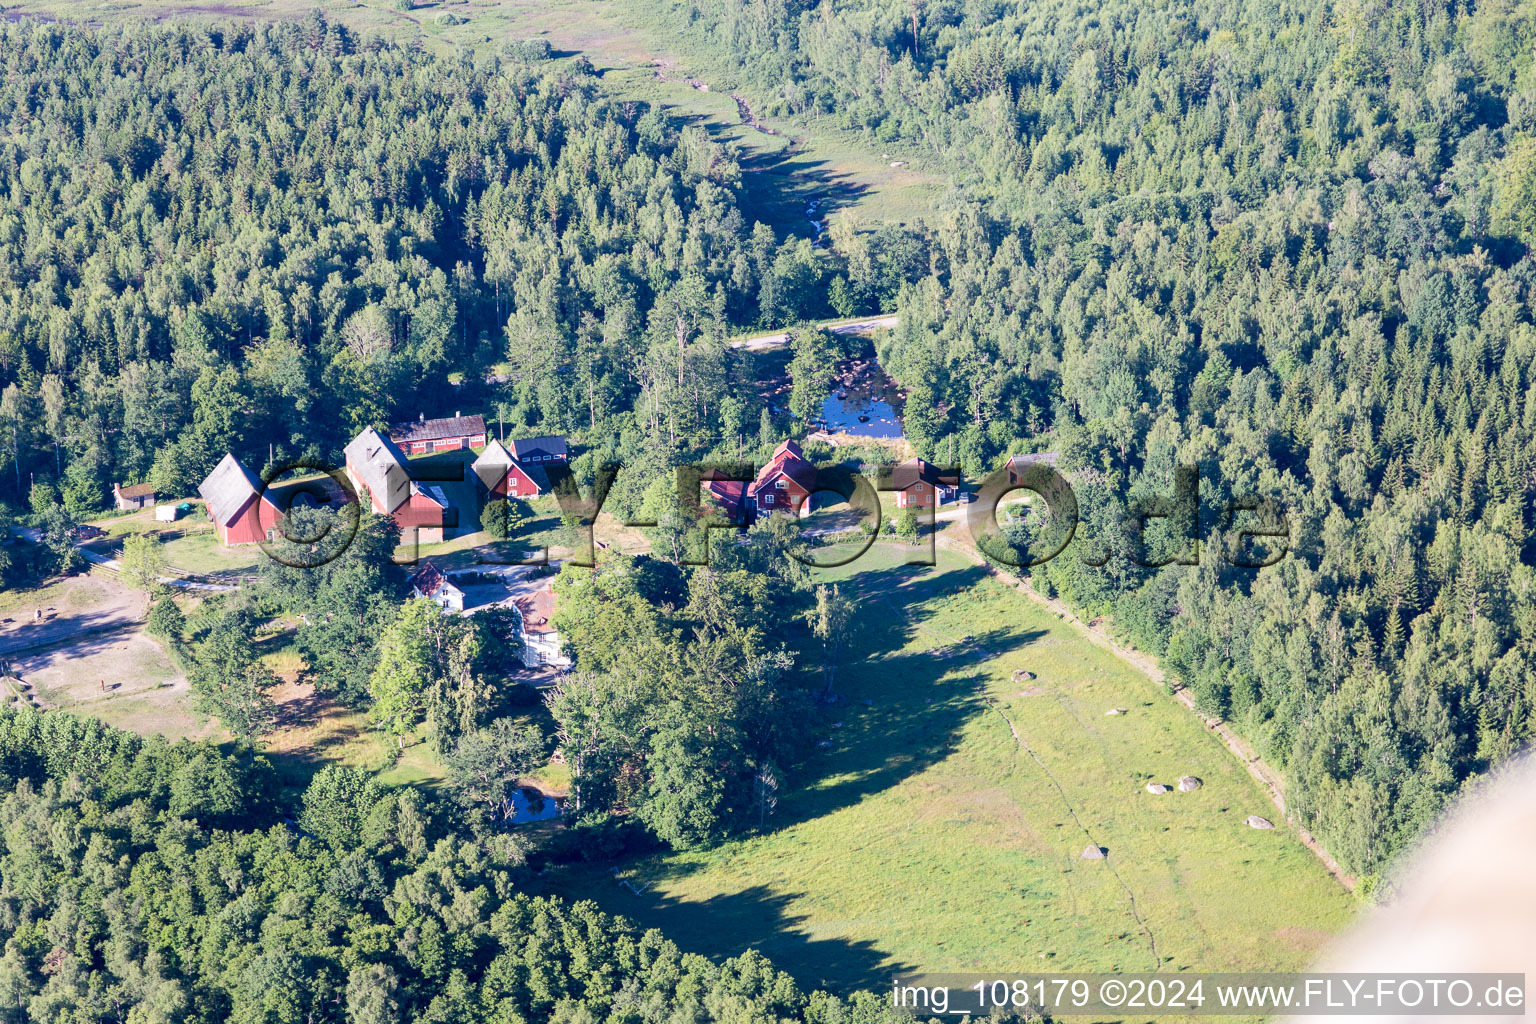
[198,453,266,525]
[509,434,568,460]
[390,413,486,445]
[1006,451,1060,468]
[345,428,411,513]
[414,483,449,509]
[472,440,514,490]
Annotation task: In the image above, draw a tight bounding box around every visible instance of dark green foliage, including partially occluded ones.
[299,763,382,849]
[263,509,403,707]
[0,16,905,512]
[0,707,920,1023]
[547,539,812,848]
[478,495,532,544]
[644,0,1536,876]
[188,608,279,741]
[443,717,548,825]
[146,596,185,646]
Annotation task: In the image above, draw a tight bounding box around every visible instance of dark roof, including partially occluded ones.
[116,482,156,499]
[752,440,815,492]
[891,457,956,490]
[198,454,266,525]
[704,477,748,516]
[344,428,411,513]
[389,414,486,445]
[414,483,450,509]
[509,435,568,460]
[409,560,461,597]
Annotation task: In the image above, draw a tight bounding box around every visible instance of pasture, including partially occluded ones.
[548,543,1354,993]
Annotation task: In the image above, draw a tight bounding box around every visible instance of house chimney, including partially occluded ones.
[420,412,425,422]
[455,410,461,418]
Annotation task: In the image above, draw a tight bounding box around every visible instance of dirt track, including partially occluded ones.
[0,576,148,659]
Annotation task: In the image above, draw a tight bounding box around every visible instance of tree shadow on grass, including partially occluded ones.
[786,561,1047,822]
[563,876,915,995]
[539,558,1056,995]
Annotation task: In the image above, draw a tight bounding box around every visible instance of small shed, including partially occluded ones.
[113,482,156,510]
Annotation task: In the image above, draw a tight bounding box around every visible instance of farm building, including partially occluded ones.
[1004,451,1060,485]
[389,412,487,454]
[705,440,817,522]
[890,457,958,508]
[344,428,450,543]
[472,440,548,499]
[198,454,282,546]
[113,482,156,510]
[409,561,465,612]
[509,434,569,465]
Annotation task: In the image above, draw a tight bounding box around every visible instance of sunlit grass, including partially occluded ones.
[543,544,1355,995]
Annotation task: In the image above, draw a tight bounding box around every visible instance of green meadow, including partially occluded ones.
[547,543,1353,992]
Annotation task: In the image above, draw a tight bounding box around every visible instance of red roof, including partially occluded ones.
[703,476,748,518]
[514,587,556,635]
[752,440,816,493]
[408,560,458,597]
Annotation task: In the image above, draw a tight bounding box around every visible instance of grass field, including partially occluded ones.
[545,543,1353,993]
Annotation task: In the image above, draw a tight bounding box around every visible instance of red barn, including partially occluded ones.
[389,413,487,455]
[891,458,958,508]
[198,454,282,546]
[472,440,547,499]
[345,428,449,543]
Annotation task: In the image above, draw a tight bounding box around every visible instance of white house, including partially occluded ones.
[513,585,569,668]
[408,561,465,613]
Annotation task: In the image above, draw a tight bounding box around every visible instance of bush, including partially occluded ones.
[482,497,531,542]
[146,596,185,642]
[482,498,509,540]
[507,38,552,62]
[544,811,655,864]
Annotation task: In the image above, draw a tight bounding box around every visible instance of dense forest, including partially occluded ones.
[0,0,1532,896]
[638,0,1536,876]
[0,13,926,526]
[0,706,929,1024]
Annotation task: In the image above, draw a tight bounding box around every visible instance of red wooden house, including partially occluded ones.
[199,454,282,546]
[891,458,958,508]
[705,440,818,522]
[389,412,487,455]
[344,428,450,543]
[472,440,547,499]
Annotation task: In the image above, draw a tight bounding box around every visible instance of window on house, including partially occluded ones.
[763,493,774,505]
